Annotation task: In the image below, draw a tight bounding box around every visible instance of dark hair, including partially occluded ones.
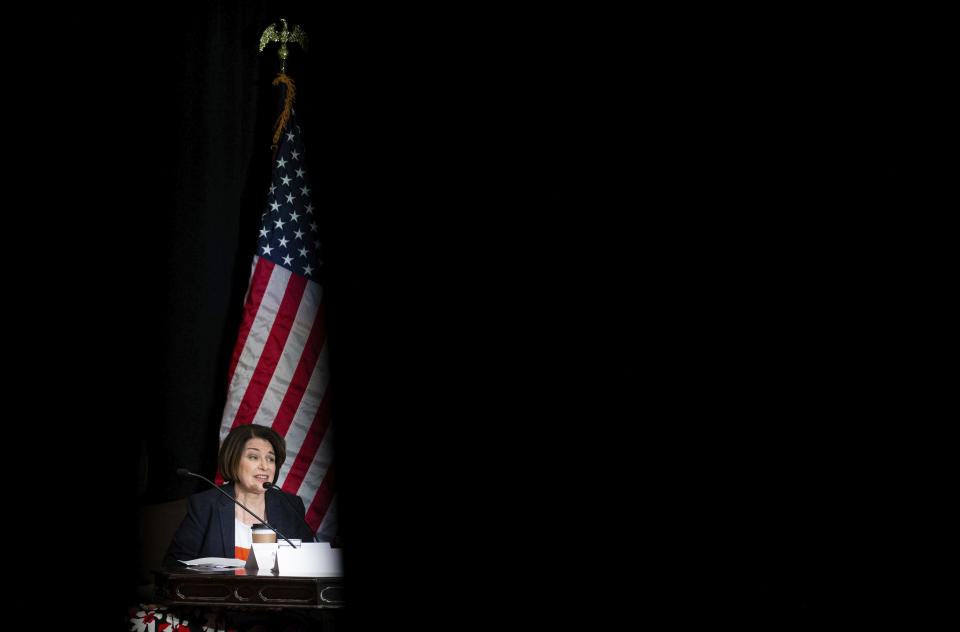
[218,424,286,484]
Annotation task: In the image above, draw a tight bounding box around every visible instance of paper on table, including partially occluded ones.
[180,557,246,568]
[276,543,343,577]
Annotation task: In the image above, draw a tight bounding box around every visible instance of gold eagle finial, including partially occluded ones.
[259,18,309,73]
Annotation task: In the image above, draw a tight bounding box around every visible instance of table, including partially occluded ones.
[153,568,345,609]
[146,568,345,631]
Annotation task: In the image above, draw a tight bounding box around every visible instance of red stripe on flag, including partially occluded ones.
[225,258,275,388]
[304,465,335,532]
[281,391,332,492]
[230,273,308,430]
[270,304,326,437]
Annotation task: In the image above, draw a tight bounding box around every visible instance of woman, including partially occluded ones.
[163,424,317,566]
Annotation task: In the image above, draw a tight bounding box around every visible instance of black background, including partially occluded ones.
[6,3,937,630]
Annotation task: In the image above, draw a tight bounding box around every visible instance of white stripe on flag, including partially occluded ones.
[250,280,324,427]
[275,341,331,487]
[220,263,293,440]
[280,409,334,499]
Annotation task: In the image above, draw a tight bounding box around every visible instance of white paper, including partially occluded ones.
[276,542,343,577]
[180,557,246,568]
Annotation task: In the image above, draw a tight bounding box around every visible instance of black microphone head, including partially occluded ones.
[262,481,271,489]
[176,468,191,477]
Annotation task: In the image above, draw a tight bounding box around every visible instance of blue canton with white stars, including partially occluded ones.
[258,109,322,280]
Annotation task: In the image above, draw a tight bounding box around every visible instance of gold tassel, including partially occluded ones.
[270,74,296,160]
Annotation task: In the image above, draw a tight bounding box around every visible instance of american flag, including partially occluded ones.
[216,82,336,541]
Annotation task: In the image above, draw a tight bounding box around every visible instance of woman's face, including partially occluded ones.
[236,437,276,494]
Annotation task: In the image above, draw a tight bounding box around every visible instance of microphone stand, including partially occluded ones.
[263,481,319,542]
[177,468,299,548]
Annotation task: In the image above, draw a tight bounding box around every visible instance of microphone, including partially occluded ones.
[262,481,318,542]
[177,468,299,548]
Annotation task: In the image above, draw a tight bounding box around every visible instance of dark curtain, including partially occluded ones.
[14,4,915,629]
[12,2,513,627]
[14,3,611,628]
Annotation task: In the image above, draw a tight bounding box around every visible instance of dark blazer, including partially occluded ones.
[163,482,317,567]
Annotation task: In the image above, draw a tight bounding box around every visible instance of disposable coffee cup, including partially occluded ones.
[251,524,277,543]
